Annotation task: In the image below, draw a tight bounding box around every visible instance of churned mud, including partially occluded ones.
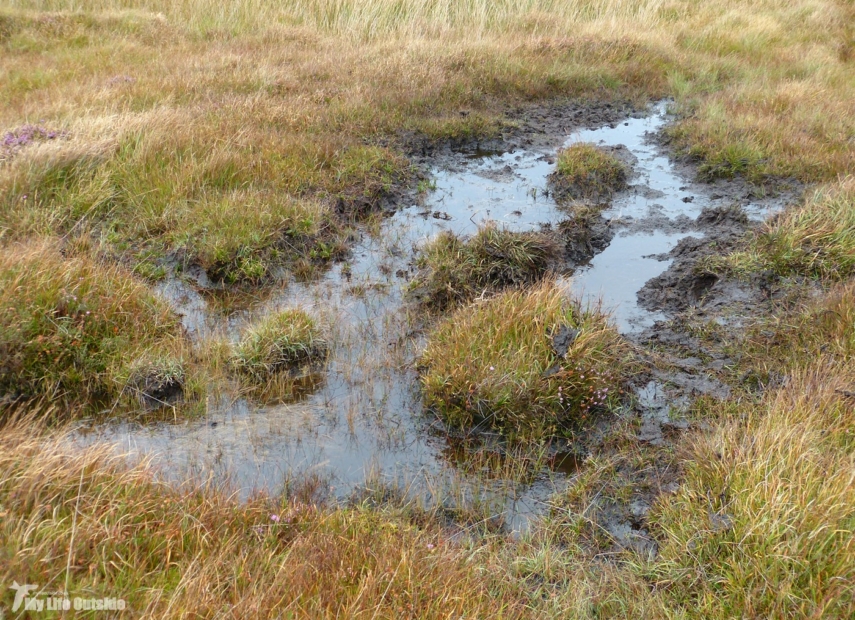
[74,100,800,540]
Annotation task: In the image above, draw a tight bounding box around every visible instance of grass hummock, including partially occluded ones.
[549,143,627,202]
[706,179,855,280]
[410,223,559,311]
[645,364,855,617]
[420,280,632,438]
[758,179,855,278]
[230,309,327,383]
[0,242,183,409]
[122,352,187,409]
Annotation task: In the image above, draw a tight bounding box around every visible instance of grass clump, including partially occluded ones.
[0,116,404,284]
[549,143,627,202]
[411,223,559,311]
[644,365,855,618]
[0,242,183,408]
[708,178,855,280]
[230,309,327,383]
[122,352,187,409]
[758,178,855,279]
[420,281,631,438]
[172,192,336,284]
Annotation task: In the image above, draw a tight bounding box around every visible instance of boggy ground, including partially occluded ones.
[2,0,855,618]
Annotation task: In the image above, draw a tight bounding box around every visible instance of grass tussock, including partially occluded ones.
[0,119,405,282]
[230,309,327,383]
[730,279,855,379]
[420,280,631,438]
[123,352,187,409]
[759,177,855,279]
[644,364,855,618]
[0,241,183,408]
[709,178,855,280]
[0,420,530,618]
[411,223,559,311]
[550,143,627,202]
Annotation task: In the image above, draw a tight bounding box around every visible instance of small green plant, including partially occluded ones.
[417,178,437,193]
[230,309,327,382]
[420,280,632,438]
[549,143,627,202]
[696,141,765,181]
[410,223,559,311]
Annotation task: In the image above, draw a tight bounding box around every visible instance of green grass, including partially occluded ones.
[0,241,184,409]
[172,192,335,284]
[230,309,327,383]
[550,143,627,202]
[0,117,406,283]
[411,223,559,311]
[420,281,632,438]
[707,178,855,280]
[122,351,187,408]
[759,178,855,279]
[642,364,855,617]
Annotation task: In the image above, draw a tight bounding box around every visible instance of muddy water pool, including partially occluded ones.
[74,104,782,532]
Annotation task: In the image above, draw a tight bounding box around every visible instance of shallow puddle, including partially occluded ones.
[76,103,781,533]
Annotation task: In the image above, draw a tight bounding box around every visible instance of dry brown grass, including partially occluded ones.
[0,416,531,618]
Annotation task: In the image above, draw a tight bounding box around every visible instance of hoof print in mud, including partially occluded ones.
[637,205,755,313]
[550,324,580,358]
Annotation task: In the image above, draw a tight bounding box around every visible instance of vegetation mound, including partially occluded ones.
[0,242,183,409]
[420,281,631,438]
[230,309,327,383]
[411,223,559,311]
[549,143,627,202]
